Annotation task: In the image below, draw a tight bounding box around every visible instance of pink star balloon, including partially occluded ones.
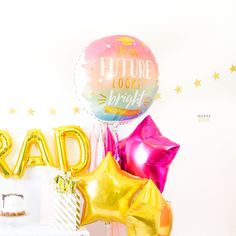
[105,116,180,192]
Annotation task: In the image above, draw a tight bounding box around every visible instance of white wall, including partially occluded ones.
[0,0,236,235]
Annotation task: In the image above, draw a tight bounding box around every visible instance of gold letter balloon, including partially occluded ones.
[54,125,91,176]
[0,130,13,178]
[13,129,55,178]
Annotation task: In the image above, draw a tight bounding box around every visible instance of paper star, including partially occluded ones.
[212,72,220,80]
[9,108,16,114]
[127,180,172,236]
[28,108,35,116]
[175,86,182,94]
[194,79,201,87]
[75,152,147,225]
[230,64,236,73]
[155,93,161,100]
[50,108,56,115]
[73,106,80,114]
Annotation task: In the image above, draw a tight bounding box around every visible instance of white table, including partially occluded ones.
[0,224,90,236]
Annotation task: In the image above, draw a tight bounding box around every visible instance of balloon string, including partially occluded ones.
[98,122,105,159]
[113,125,120,163]
[105,222,111,236]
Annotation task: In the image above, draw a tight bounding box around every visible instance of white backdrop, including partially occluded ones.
[0,0,236,235]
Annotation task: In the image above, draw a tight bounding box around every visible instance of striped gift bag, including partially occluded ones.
[53,173,81,231]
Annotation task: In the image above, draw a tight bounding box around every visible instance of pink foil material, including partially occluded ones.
[104,126,116,157]
[105,116,180,192]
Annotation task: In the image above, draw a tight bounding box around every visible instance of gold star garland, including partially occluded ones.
[230,65,236,73]
[28,108,35,116]
[194,79,201,88]
[212,72,220,80]
[175,85,182,94]
[73,106,80,114]
[2,64,236,113]
[156,64,235,100]
[5,107,81,116]
[50,108,57,115]
[155,93,161,100]
[9,108,16,114]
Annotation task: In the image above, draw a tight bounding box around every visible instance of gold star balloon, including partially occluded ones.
[75,152,147,225]
[126,180,172,236]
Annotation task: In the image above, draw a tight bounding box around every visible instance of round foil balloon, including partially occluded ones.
[75,35,159,122]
